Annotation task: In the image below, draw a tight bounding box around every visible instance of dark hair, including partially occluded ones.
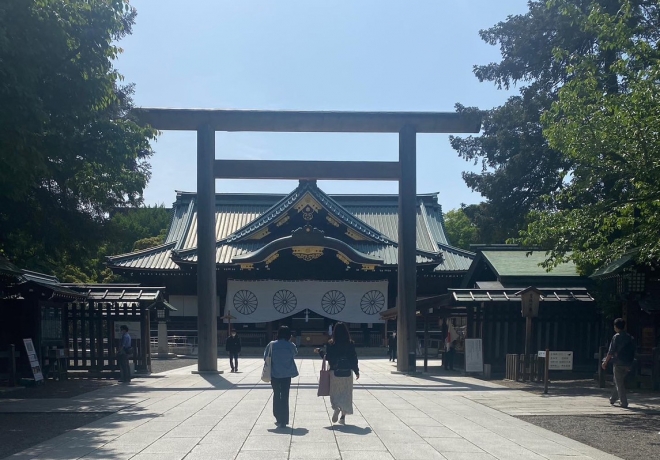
[614,318,626,330]
[120,325,128,332]
[277,325,291,340]
[330,322,352,346]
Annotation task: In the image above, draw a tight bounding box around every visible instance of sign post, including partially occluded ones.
[544,348,549,394]
[538,350,573,394]
[465,339,484,373]
[22,338,44,383]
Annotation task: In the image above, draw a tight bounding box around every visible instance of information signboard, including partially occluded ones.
[22,338,44,382]
[465,339,484,373]
[538,350,573,370]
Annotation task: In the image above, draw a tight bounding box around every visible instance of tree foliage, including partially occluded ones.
[450,0,619,242]
[443,208,480,250]
[0,0,157,275]
[55,205,171,283]
[519,0,660,272]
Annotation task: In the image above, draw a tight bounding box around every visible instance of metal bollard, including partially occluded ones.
[408,352,416,373]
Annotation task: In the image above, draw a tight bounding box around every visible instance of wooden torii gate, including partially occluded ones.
[133,109,481,373]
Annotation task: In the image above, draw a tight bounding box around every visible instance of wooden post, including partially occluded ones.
[544,348,550,394]
[652,347,660,391]
[423,314,429,372]
[142,306,151,373]
[525,316,532,357]
[197,124,219,372]
[514,354,520,381]
[396,125,417,372]
[524,316,533,382]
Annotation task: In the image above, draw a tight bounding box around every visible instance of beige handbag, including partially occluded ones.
[261,342,273,383]
[317,356,331,396]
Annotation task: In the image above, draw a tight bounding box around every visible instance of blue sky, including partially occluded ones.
[117,0,530,211]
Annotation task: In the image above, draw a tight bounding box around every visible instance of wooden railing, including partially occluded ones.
[505,353,546,382]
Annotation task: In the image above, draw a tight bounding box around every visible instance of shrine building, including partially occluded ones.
[107,180,474,346]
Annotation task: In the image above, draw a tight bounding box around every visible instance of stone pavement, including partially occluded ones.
[5,358,634,460]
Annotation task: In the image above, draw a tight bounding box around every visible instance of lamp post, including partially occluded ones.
[148,300,176,359]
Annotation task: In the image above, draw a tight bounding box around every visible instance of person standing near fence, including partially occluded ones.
[388,332,397,362]
[117,325,132,383]
[226,330,242,373]
[602,318,635,408]
[265,326,299,427]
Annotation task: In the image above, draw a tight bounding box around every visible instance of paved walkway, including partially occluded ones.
[6,358,629,460]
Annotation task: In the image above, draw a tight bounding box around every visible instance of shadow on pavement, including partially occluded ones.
[266,427,310,436]
[326,425,373,435]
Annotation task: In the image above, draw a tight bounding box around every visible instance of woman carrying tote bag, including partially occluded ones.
[264,326,299,427]
[314,322,360,425]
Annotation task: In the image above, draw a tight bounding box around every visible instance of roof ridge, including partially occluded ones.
[437,242,476,257]
[107,241,177,262]
[310,185,397,245]
[223,184,308,243]
[223,181,398,245]
[419,202,440,253]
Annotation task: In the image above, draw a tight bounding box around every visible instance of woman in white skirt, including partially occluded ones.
[315,322,360,424]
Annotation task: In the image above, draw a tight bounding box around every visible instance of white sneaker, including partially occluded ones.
[332,408,340,423]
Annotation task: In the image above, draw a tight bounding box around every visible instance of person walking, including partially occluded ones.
[315,322,360,425]
[265,326,299,427]
[388,332,397,362]
[117,325,132,383]
[444,340,456,371]
[226,330,242,373]
[602,318,635,408]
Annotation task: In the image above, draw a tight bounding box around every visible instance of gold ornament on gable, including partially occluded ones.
[326,216,340,227]
[346,228,368,241]
[292,246,324,262]
[248,227,270,240]
[265,252,280,265]
[336,253,351,265]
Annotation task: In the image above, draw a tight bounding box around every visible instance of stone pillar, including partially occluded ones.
[196,125,219,372]
[157,321,168,357]
[397,125,417,372]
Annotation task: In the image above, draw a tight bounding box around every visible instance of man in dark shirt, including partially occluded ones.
[602,318,635,408]
[226,331,242,373]
[117,325,132,383]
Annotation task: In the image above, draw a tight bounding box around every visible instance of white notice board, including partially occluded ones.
[465,339,484,373]
[113,321,142,340]
[23,338,44,382]
[538,350,573,370]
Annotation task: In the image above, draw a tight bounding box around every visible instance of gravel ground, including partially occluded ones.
[492,377,660,459]
[0,413,109,459]
[519,414,660,460]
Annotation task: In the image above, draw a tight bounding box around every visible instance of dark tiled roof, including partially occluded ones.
[108,182,472,272]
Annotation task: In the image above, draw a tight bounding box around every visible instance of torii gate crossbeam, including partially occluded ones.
[133,108,481,373]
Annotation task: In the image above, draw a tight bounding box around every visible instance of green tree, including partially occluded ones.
[0,0,157,274]
[450,0,627,241]
[443,208,480,250]
[519,0,660,272]
[54,205,171,283]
